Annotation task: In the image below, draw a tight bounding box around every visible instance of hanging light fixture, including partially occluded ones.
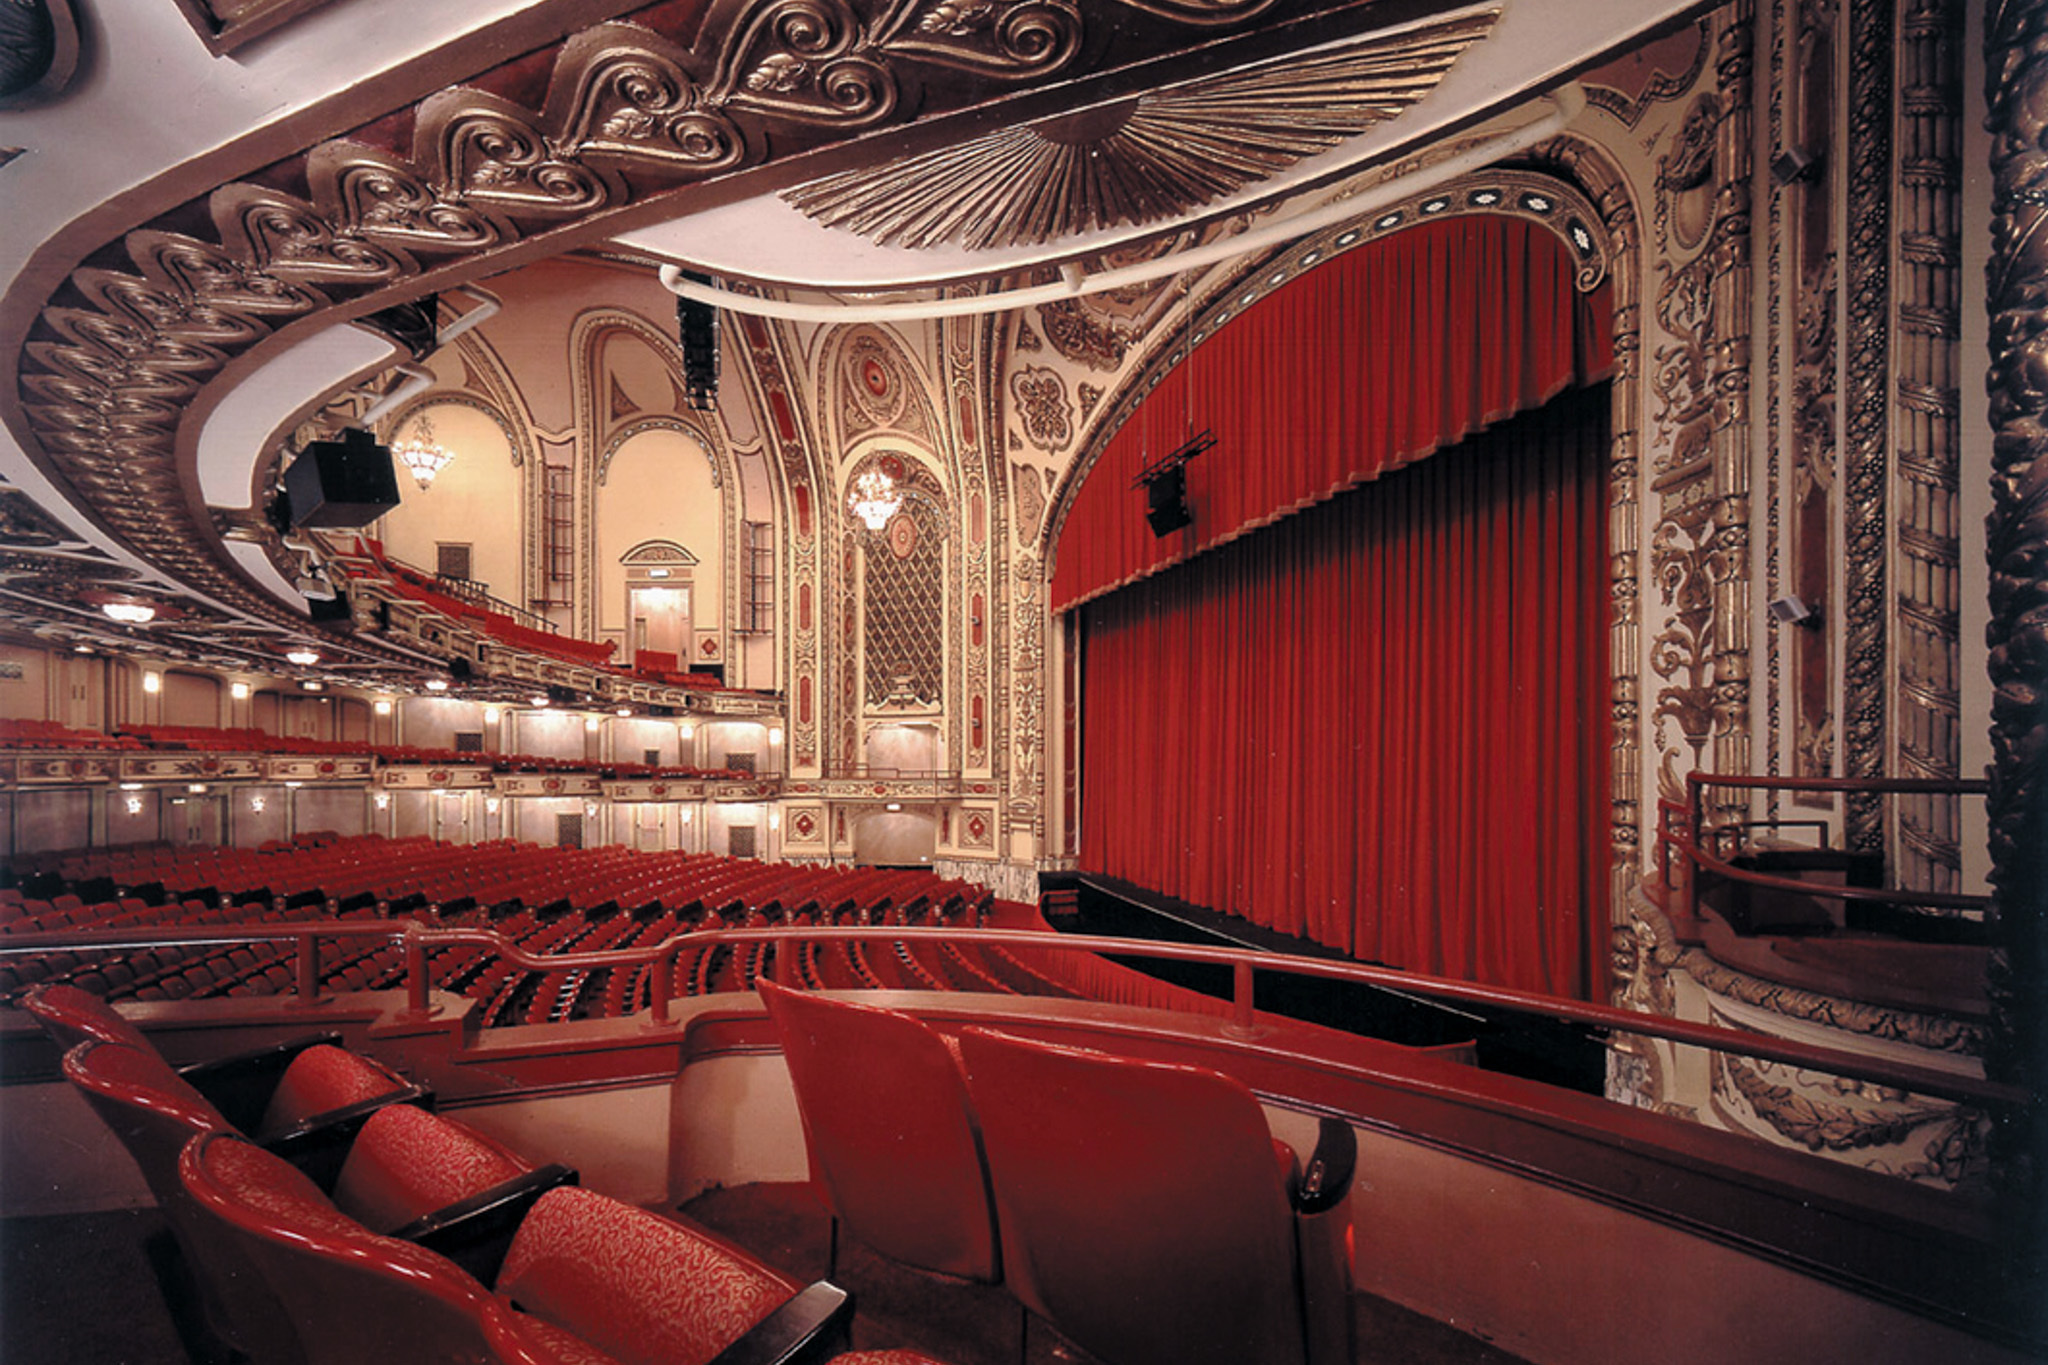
[849,467,902,531]
[101,600,156,625]
[285,648,319,666]
[392,411,454,489]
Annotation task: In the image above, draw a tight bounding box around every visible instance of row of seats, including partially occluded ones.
[93,723,754,781]
[759,981,1358,1365]
[0,718,145,749]
[2,838,1131,1029]
[24,983,946,1365]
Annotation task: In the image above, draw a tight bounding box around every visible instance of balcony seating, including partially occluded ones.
[181,1132,947,1365]
[757,980,999,1285]
[957,1026,1356,1365]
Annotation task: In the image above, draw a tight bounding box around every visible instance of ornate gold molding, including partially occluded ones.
[1982,0,2048,1208]
[780,9,1499,250]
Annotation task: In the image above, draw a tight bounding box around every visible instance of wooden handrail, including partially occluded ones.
[1,920,2020,1110]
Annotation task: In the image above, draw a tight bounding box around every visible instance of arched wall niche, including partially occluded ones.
[841,446,950,770]
[597,427,724,664]
[572,310,749,652]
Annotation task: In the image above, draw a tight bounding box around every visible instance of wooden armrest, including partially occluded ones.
[392,1163,579,1286]
[263,1084,434,1191]
[176,1033,342,1133]
[702,1282,853,1365]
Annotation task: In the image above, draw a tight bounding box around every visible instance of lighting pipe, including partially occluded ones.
[657,85,1584,324]
[358,286,502,427]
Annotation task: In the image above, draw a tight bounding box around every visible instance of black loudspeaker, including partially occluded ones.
[677,284,719,411]
[1144,465,1192,537]
[284,428,401,529]
[307,591,351,624]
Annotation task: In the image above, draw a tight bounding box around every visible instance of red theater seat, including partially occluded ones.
[757,980,999,1284]
[958,1026,1356,1365]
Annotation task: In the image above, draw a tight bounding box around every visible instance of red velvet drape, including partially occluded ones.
[1051,217,1611,612]
[1077,386,1611,999]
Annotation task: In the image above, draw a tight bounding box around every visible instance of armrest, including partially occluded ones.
[701,1282,853,1365]
[176,1033,343,1133]
[263,1084,434,1192]
[1291,1116,1357,1217]
[392,1163,579,1286]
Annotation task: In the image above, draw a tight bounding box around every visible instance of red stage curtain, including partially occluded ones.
[1077,386,1610,999]
[1051,217,1612,612]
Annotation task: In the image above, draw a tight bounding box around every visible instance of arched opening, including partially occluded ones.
[1057,214,1614,999]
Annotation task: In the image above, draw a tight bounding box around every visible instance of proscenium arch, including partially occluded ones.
[1040,167,1632,980]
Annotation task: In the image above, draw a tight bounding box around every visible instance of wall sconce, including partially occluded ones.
[374,698,393,716]
[485,797,501,815]
[142,671,161,694]
[484,706,500,725]
[374,792,391,810]
[249,795,266,813]
[584,801,599,818]
[231,681,251,701]
[680,722,696,740]
[584,715,601,732]
[768,726,785,746]
[124,796,144,815]
[769,810,781,831]
[681,809,693,823]
[1768,594,1824,631]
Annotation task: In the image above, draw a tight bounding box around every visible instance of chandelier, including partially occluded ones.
[392,412,454,489]
[100,600,156,625]
[848,467,902,531]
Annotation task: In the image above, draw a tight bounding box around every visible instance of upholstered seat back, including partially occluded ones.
[959,1026,1308,1365]
[330,1102,530,1234]
[179,1130,530,1365]
[495,1186,797,1365]
[20,982,153,1052]
[758,979,999,1282]
[255,1043,411,1140]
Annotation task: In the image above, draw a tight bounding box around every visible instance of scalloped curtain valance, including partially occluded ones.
[1050,215,1613,613]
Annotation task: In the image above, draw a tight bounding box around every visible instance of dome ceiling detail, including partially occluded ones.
[779,6,1499,251]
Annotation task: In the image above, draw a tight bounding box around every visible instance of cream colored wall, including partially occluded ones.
[596,426,723,650]
[375,401,523,600]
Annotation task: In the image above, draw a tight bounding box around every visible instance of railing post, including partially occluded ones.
[1224,958,1257,1039]
[404,923,429,1015]
[775,933,798,988]
[295,931,320,1004]
[650,942,674,1026]
[1685,775,1704,923]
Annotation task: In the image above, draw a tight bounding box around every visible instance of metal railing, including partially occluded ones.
[0,919,2020,1111]
[1658,773,1992,926]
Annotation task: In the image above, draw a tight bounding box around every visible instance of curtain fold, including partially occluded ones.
[1051,216,1612,613]
[1077,386,1611,999]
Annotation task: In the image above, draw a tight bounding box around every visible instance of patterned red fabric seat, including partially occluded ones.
[255,1043,414,1140]
[330,1103,532,1234]
[495,1186,798,1365]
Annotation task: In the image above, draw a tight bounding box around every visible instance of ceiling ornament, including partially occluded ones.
[780,7,1500,250]
[7,0,1419,679]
